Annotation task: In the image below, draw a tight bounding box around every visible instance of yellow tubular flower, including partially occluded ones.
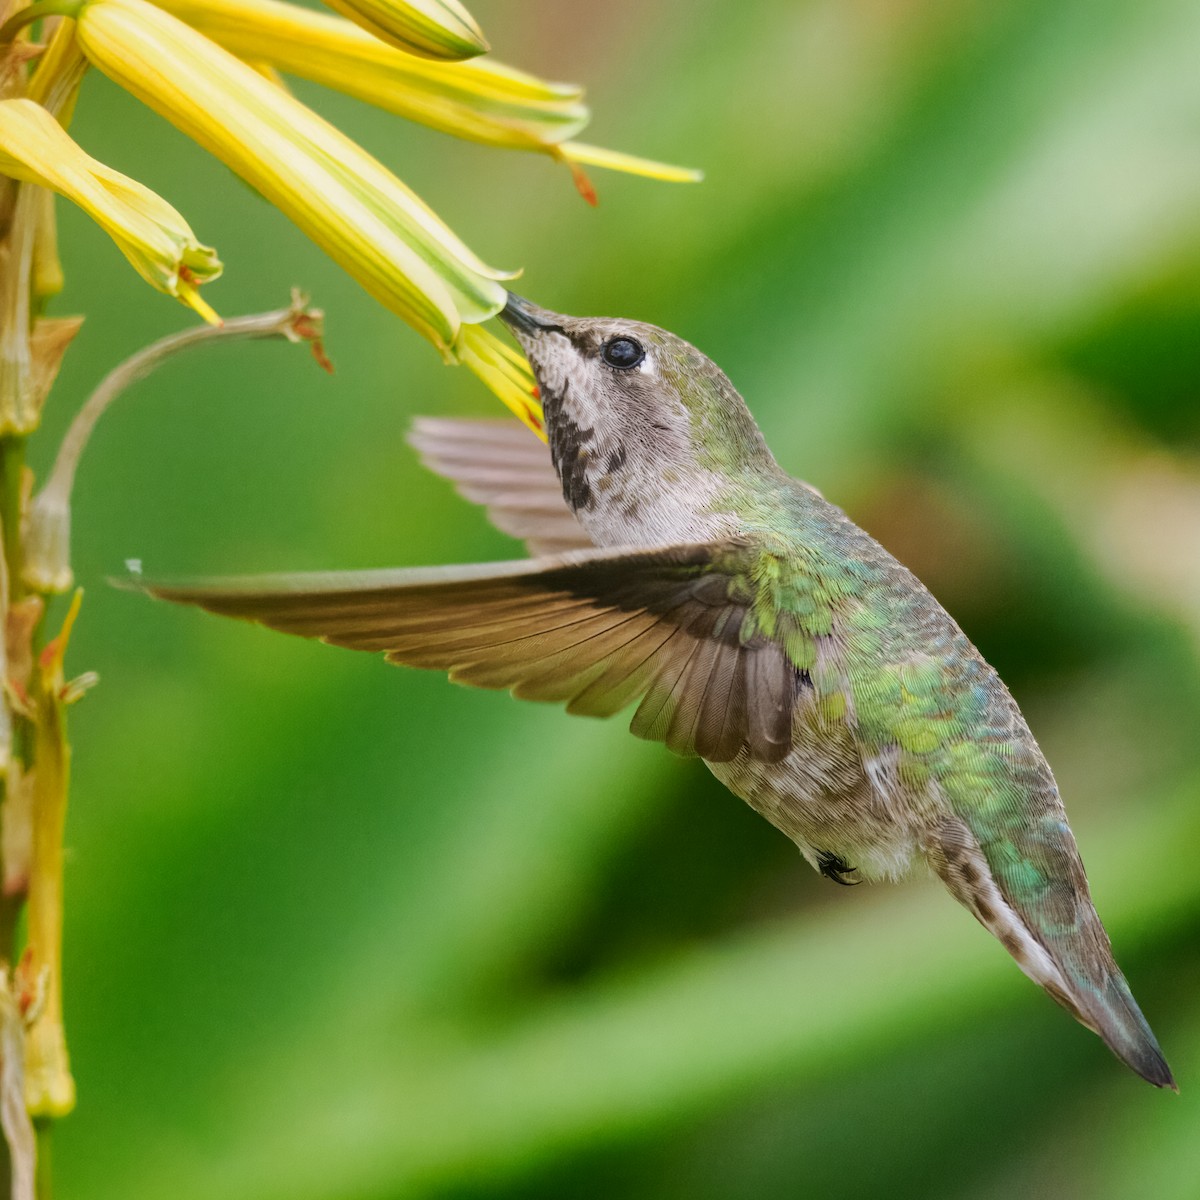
[457,325,545,441]
[153,0,589,152]
[319,0,488,61]
[75,0,509,352]
[25,12,89,118]
[0,98,221,321]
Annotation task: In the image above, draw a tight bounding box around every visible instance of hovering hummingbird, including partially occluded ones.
[146,294,1174,1088]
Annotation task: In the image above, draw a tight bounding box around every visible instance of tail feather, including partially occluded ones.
[925,815,1175,1090]
[1060,963,1175,1090]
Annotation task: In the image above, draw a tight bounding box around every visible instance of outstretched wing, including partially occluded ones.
[408,417,592,555]
[144,540,801,763]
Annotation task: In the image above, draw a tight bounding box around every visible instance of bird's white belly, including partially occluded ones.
[705,730,928,883]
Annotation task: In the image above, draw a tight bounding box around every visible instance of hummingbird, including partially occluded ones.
[145,293,1174,1089]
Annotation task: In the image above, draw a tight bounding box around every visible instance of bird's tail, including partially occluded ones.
[925,814,1175,1090]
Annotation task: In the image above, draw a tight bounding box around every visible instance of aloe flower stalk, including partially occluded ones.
[23,590,84,1119]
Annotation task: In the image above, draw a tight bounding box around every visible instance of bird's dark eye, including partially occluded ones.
[601,337,644,370]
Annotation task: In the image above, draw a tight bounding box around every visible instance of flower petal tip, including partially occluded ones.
[561,141,704,184]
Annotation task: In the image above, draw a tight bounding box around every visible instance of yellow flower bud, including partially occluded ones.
[320,0,488,61]
[74,0,510,351]
[0,98,222,321]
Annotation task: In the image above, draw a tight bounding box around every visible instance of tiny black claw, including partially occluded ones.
[816,849,860,886]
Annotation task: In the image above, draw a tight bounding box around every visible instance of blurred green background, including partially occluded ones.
[36,0,1200,1195]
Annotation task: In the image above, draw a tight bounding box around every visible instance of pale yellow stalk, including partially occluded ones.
[24,590,83,1119]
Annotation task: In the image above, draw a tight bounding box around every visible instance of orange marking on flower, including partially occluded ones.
[38,589,83,678]
[310,338,334,373]
[178,265,223,325]
[15,948,37,1017]
[566,159,599,206]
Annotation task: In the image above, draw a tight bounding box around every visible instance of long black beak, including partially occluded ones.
[500,292,564,335]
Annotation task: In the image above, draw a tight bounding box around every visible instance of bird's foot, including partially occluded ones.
[816,849,860,886]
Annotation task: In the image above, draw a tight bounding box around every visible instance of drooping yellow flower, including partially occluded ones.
[319,0,488,61]
[74,0,510,351]
[153,0,588,153]
[0,98,221,321]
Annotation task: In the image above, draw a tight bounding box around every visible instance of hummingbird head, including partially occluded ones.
[499,293,779,547]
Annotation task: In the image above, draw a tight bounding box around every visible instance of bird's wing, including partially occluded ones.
[408,417,592,555]
[144,539,801,763]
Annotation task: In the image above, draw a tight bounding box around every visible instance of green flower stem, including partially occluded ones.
[24,293,328,594]
[41,295,326,515]
[0,439,24,603]
[22,593,77,1122]
[0,1,82,46]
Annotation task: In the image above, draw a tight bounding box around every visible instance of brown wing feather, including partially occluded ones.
[408,417,592,555]
[703,649,751,762]
[145,541,798,764]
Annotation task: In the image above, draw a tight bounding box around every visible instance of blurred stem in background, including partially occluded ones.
[0,0,695,1194]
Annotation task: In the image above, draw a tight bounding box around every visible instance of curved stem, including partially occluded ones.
[55,304,322,502]
[0,1,80,46]
[24,293,326,594]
